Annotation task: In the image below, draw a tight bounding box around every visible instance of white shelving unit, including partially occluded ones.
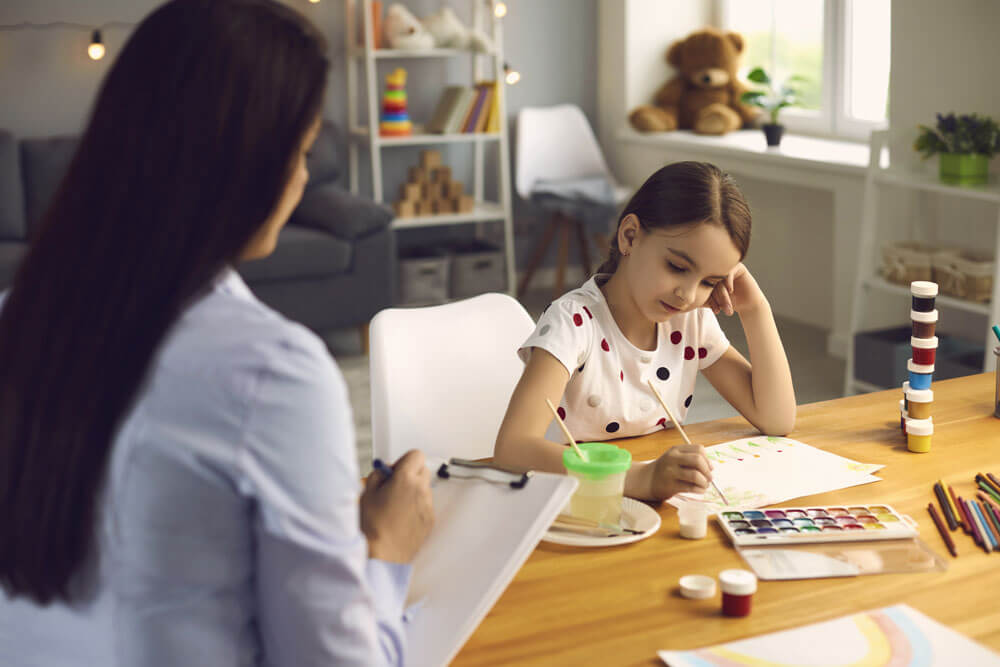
[844,129,1000,394]
[343,0,516,295]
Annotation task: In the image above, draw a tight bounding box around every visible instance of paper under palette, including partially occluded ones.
[717,504,918,545]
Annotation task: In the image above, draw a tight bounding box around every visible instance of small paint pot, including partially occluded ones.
[910,309,938,339]
[907,359,934,390]
[678,501,709,539]
[899,399,908,433]
[905,388,933,420]
[902,381,910,411]
[906,417,933,453]
[910,336,938,366]
[719,569,757,617]
[910,280,938,312]
[679,574,716,600]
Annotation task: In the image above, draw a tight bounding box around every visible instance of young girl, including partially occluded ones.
[494,161,795,502]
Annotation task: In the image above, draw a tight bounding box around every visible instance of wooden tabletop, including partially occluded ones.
[454,373,1000,666]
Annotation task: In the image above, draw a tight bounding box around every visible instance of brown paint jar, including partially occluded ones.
[911,309,938,338]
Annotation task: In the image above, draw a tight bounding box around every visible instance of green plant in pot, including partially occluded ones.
[914,113,1000,186]
[740,67,803,147]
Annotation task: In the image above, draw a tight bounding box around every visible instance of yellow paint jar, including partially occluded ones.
[906,418,933,453]
[905,388,933,420]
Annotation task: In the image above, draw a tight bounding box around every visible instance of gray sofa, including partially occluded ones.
[0,121,395,336]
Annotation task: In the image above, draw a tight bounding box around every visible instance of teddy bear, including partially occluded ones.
[383,4,493,53]
[628,28,759,135]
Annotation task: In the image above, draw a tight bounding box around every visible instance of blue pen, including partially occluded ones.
[372,458,394,479]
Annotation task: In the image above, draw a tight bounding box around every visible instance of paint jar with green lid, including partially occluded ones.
[563,442,632,524]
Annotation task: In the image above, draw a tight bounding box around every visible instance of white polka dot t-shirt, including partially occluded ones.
[518,274,730,443]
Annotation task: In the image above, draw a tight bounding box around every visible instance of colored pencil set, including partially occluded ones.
[928,474,1000,556]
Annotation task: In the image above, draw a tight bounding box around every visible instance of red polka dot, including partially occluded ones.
[583,306,593,319]
[601,338,610,352]
[656,417,667,429]
[557,407,566,420]
[698,347,707,359]
[573,313,583,326]
[620,370,624,382]
[684,346,695,360]
[670,331,682,345]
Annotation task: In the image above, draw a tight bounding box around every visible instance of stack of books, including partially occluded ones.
[425,81,500,135]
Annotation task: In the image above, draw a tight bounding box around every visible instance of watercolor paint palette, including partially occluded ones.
[716,504,918,545]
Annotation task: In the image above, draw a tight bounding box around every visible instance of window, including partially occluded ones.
[718,0,890,141]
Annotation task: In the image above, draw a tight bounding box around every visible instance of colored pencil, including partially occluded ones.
[927,503,958,557]
[949,485,969,533]
[933,482,958,530]
[980,493,1000,542]
[544,398,588,463]
[978,472,1000,496]
[939,479,961,526]
[959,497,985,549]
[645,379,729,506]
[992,324,1000,343]
[988,472,1000,492]
[979,491,1000,516]
[978,480,1000,505]
[972,501,998,552]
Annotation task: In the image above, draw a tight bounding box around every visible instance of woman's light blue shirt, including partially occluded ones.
[0,269,410,666]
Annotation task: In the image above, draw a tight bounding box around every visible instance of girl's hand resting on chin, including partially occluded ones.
[706,263,767,317]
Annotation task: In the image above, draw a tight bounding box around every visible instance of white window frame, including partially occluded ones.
[716,0,888,142]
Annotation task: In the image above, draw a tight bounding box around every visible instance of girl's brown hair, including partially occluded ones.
[598,161,751,274]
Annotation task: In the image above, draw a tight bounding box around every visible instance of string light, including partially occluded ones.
[308,0,321,4]
[87,30,105,60]
[503,62,520,85]
[494,2,508,18]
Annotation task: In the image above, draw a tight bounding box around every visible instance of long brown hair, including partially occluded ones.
[598,161,751,274]
[0,0,328,604]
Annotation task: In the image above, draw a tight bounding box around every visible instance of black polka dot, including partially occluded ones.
[605,421,620,433]
[543,303,551,314]
[656,367,670,381]
[578,363,585,372]
[684,395,693,408]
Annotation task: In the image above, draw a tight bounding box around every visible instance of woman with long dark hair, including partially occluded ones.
[0,1,432,664]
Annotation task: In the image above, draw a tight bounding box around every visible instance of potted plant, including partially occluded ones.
[740,67,803,147]
[914,113,1000,186]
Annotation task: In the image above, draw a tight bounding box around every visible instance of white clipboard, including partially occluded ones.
[404,459,578,667]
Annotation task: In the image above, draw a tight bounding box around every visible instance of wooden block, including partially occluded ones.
[456,195,474,213]
[408,166,429,183]
[445,181,464,198]
[430,166,452,183]
[420,183,433,199]
[401,183,421,200]
[394,200,415,218]
[413,200,430,216]
[435,198,455,214]
[419,149,442,169]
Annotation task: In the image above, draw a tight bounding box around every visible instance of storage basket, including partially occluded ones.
[879,242,938,285]
[447,240,506,299]
[933,249,994,303]
[398,246,450,305]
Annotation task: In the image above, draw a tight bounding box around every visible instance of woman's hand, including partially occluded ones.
[360,449,435,563]
[706,262,767,317]
[647,444,713,501]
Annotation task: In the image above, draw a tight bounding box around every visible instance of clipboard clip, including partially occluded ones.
[437,458,533,489]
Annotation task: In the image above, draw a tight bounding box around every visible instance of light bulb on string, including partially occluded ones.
[308,0,320,4]
[494,2,507,18]
[87,29,105,60]
[503,62,520,85]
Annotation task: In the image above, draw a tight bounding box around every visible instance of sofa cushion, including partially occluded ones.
[20,136,78,235]
[291,183,393,241]
[0,242,27,288]
[0,132,26,241]
[305,120,339,187]
[237,224,351,283]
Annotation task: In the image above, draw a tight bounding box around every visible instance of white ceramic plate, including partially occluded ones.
[541,497,661,547]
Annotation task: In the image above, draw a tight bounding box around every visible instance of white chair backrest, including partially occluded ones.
[515,104,615,201]
[369,293,535,463]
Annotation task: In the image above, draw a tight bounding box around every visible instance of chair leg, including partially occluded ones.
[517,214,559,298]
[359,322,370,355]
[554,213,570,300]
[573,219,592,277]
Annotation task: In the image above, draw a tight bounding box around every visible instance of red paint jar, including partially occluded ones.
[911,335,938,365]
[719,569,757,617]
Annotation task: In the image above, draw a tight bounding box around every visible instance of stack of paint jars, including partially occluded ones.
[903,281,938,453]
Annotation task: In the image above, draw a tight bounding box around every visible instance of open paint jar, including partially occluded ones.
[908,359,934,390]
[910,309,938,338]
[678,501,709,539]
[905,388,933,420]
[562,442,631,524]
[910,335,938,365]
[906,417,933,453]
[910,280,938,312]
[719,569,757,617]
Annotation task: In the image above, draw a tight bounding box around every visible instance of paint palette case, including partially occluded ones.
[717,504,918,545]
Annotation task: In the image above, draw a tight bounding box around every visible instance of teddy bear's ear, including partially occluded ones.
[665,39,684,67]
[726,31,745,54]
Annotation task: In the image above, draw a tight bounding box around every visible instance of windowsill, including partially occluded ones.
[617,127,871,177]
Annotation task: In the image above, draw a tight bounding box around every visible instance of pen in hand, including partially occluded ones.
[372,458,394,480]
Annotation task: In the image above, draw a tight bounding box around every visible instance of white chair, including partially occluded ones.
[515,104,632,299]
[369,292,535,463]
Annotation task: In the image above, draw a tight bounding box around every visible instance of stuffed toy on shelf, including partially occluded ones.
[382,4,493,52]
[629,27,759,135]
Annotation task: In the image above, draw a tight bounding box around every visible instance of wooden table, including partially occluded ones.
[455,373,1000,665]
